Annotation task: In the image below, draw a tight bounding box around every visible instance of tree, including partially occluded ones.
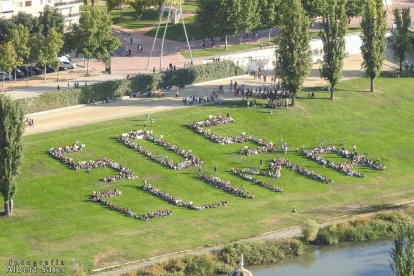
[197,0,239,50]
[275,0,312,106]
[37,28,64,82]
[196,0,220,38]
[106,0,118,14]
[0,94,25,216]
[38,5,65,37]
[391,7,412,73]
[301,0,324,21]
[258,0,281,44]
[360,0,387,92]
[390,226,414,276]
[319,0,348,99]
[27,36,42,76]
[0,42,18,88]
[345,0,365,19]
[302,219,319,242]
[236,0,259,44]
[127,0,152,18]
[0,18,16,45]
[73,8,121,74]
[5,24,30,82]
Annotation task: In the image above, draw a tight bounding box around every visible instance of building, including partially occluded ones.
[54,0,82,30]
[0,0,82,31]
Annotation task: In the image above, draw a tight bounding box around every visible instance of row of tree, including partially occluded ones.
[0,6,121,86]
[276,0,411,102]
[195,0,367,49]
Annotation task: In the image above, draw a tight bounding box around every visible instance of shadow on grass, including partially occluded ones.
[0,211,6,217]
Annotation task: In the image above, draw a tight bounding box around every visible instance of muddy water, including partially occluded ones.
[247,239,393,276]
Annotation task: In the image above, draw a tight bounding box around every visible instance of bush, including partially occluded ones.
[19,61,245,114]
[314,210,414,245]
[302,219,319,242]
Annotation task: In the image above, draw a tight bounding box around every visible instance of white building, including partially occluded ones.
[0,0,82,31]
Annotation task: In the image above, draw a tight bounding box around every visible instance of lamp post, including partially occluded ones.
[26,68,28,87]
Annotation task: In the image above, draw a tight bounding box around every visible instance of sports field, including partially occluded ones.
[2,74,414,272]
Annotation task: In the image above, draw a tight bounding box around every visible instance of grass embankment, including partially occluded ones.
[2,75,414,272]
[131,239,304,275]
[80,5,163,30]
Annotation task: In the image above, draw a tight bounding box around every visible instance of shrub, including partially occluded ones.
[302,219,319,242]
[20,61,245,114]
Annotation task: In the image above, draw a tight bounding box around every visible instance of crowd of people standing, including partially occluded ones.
[142,183,227,211]
[231,168,283,193]
[197,174,257,199]
[118,130,203,170]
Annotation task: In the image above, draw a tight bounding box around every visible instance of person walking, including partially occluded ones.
[151,118,154,126]
[214,166,217,174]
[175,91,179,98]
[146,113,149,120]
[130,37,133,45]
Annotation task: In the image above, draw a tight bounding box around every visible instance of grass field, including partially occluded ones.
[2,74,414,272]
[80,5,163,30]
[144,15,208,41]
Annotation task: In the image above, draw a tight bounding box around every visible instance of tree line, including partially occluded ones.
[0,5,121,86]
[196,0,412,99]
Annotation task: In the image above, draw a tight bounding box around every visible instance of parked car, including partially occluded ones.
[0,72,13,81]
[40,65,56,73]
[11,68,25,78]
[28,66,42,75]
[60,61,76,69]
[58,66,67,71]
[18,66,32,77]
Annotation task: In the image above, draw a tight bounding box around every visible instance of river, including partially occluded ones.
[247,239,393,276]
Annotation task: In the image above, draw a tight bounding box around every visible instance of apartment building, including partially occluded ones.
[0,0,82,30]
[54,0,82,30]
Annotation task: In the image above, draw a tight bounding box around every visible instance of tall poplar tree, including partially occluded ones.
[319,0,347,99]
[259,0,281,43]
[391,7,412,73]
[360,0,387,92]
[0,94,25,216]
[275,0,312,106]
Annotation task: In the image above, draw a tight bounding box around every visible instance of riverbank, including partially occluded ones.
[95,206,414,276]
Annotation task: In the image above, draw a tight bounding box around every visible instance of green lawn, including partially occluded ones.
[144,15,208,41]
[80,5,164,30]
[181,44,260,59]
[180,3,198,12]
[2,75,414,272]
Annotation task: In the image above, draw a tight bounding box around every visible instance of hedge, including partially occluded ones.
[19,61,245,114]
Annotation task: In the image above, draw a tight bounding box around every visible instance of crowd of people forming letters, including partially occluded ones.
[197,174,257,199]
[49,144,136,182]
[304,145,385,177]
[187,115,277,155]
[118,130,203,170]
[142,182,227,211]
[49,114,387,222]
[269,157,333,184]
[231,168,283,193]
[92,189,173,221]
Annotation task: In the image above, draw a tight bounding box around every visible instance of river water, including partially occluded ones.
[247,239,393,276]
